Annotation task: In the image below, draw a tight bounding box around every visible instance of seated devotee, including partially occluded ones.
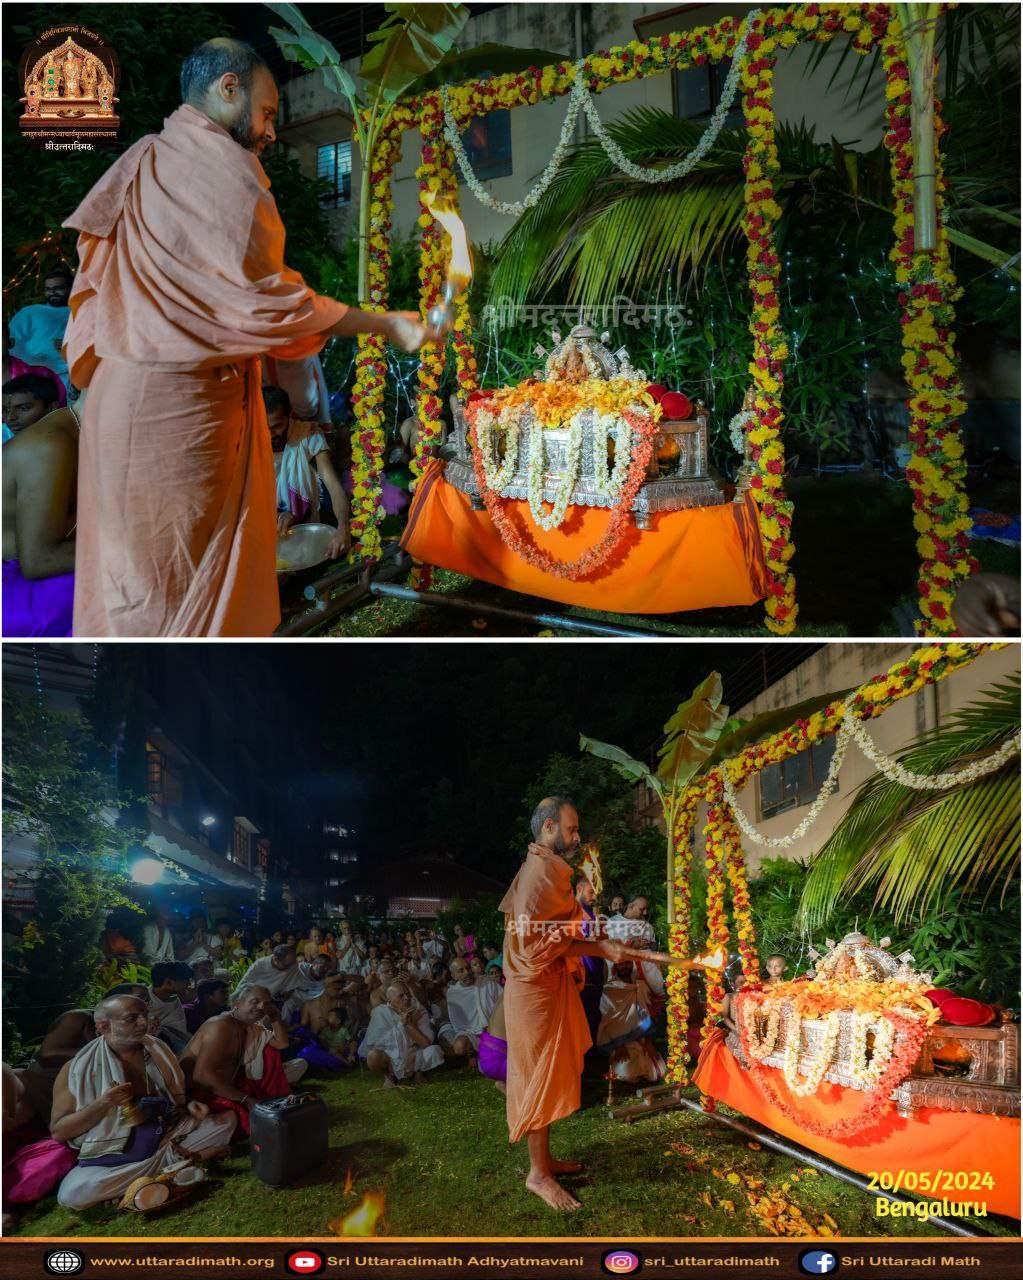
[336,923,366,977]
[3,1062,76,1230]
[421,928,445,963]
[100,910,141,963]
[182,986,305,1135]
[179,910,217,967]
[607,894,626,918]
[148,962,193,1055]
[481,943,502,975]
[2,373,60,438]
[317,1008,357,1068]
[358,984,444,1087]
[469,954,487,980]
[298,974,347,1038]
[437,958,502,1067]
[50,994,237,1210]
[763,953,787,988]
[264,386,349,556]
[477,992,508,1095]
[6,270,72,401]
[281,954,333,1022]
[140,906,177,966]
[235,943,301,1004]
[209,918,245,969]
[596,959,666,1085]
[292,979,355,1074]
[720,973,746,1034]
[2,376,80,637]
[323,930,338,960]
[361,942,381,976]
[256,938,273,958]
[368,959,396,1010]
[183,979,230,1036]
[299,926,328,964]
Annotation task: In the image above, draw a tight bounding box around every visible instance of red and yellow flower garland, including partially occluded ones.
[700,778,732,1047]
[666,790,699,1084]
[882,19,977,634]
[349,123,401,561]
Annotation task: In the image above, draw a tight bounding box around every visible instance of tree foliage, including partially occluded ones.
[2,690,141,1049]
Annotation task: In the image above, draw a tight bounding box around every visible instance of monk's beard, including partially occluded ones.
[227,97,261,153]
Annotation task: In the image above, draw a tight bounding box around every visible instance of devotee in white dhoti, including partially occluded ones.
[359,984,443,1086]
[147,963,193,1055]
[606,896,665,1002]
[336,922,366,976]
[596,961,666,1084]
[235,944,301,1002]
[140,908,176,966]
[50,995,236,1209]
[438,958,502,1062]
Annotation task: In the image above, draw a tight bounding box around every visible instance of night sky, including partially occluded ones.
[206,642,820,877]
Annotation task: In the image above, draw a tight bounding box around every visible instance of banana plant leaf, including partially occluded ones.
[399,42,570,99]
[266,2,361,107]
[580,734,664,802]
[656,672,730,788]
[360,3,470,101]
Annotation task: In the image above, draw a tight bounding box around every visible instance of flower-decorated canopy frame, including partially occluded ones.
[350,4,973,636]
[663,641,997,1085]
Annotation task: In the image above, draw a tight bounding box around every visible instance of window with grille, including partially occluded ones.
[673,59,742,129]
[233,821,251,869]
[317,141,352,206]
[758,738,837,819]
[146,745,182,807]
[460,109,512,181]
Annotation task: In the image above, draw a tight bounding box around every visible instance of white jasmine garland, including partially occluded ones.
[527,416,582,531]
[475,406,519,490]
[742,1000,781,1061]
[847,1012,896,1090]
[442,10,761,215]
[729,408,757,454]
[841,706,1021,790]
[782,1010,841,1097]
[590,410,633,500]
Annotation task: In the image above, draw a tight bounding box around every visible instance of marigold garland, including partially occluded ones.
[666,790,699,1085]
[882,17,976,634]
[700,779,732,1048]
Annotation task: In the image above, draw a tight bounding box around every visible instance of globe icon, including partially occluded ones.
[46,1249,84,1276]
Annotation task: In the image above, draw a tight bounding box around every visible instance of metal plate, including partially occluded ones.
[275,523,336,574]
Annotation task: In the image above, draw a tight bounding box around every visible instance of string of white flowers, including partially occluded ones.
[440,79,585,217]
[590,410,633,499]
[723,694,1022,849]
[842,706,1021,791]
[440,9,760,216]
[577,10,759,185]
[475,406,520,490]
[729,408,756,454]
[527,416,583,530]
[724,722,851,849]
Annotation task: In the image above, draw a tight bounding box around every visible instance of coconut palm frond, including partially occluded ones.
[799,677,1021,929]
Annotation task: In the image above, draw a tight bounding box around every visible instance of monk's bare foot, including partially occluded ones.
[525,1172,582,1210]
[494,1080,507,1094]
[549,1157,585,1175]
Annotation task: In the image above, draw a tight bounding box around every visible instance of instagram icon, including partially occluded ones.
[602,1248,643,1274]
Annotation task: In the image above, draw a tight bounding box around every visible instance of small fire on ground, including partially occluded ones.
[331,1190,386,1236]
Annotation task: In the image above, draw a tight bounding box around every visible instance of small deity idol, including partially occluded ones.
[62,49,83,99]
[81,57,99,99]
[42,52,61,98]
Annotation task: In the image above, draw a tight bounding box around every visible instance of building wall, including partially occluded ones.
[704,643,1020,875]
[279,1,891,251]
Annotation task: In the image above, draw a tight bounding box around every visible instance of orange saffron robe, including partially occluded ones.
[499,848,592,1143]
[62,105,347,636]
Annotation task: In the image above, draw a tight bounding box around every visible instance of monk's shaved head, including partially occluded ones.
[530,796,581,859]
[180,38,269,104]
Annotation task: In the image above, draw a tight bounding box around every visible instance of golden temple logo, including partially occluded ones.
[18,26,120,146]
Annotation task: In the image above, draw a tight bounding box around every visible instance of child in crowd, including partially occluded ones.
[763,954,787,987]
[318,1008,356,1068]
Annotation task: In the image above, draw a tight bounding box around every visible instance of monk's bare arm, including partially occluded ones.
[328,309,441,354]
[38,1011,93,1068]
[189,1023,247,1103]
[264,1009,291,1051]
[14,431,76,579]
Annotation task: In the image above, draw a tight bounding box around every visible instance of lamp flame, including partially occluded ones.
[578,844,603,897]
[422,191,472,290]
[331,1190,386,1236]
[342,1167,354,1195]
[692,947,726,971]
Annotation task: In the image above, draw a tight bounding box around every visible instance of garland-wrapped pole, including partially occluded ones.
[903,2,940,253]
[883,17,975,634]
[739,34,797,635]
[666,790,699,1085]
[700,776,732,1048]
[349,124,400,561]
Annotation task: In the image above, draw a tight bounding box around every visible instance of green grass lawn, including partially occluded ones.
[324,473,1019,638]
[12,1063,997,1240]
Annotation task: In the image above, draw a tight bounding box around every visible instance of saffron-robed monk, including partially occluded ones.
[62,38,440,637]
[499,796,673,1211]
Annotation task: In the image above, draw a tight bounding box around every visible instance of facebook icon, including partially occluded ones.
[798,1250,838,1276]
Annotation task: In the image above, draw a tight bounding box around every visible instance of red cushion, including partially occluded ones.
[938,996,997,1027]
[646,383,667,403]
[924,987,956,1009]
[660,391,693,420]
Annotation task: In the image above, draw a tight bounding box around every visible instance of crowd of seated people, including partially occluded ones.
[5,895,718,1223]
[1,910,508,1225]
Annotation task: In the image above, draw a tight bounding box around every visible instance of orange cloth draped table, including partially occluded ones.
[693,1030,1020,1219]
[401,461,767,614]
